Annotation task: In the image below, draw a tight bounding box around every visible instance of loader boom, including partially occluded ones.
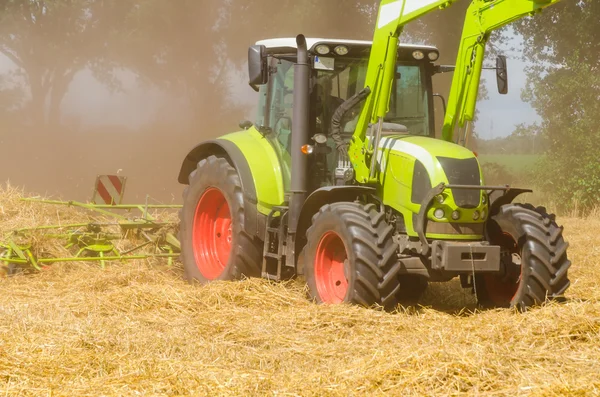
[349,0,562,183]
[441,0,561,144]
[348,0,459,183]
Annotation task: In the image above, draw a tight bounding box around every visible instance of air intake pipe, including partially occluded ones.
[288,34,310,235]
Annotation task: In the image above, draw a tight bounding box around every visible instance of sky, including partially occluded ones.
[476,57,541,139]
[0,33,539,140]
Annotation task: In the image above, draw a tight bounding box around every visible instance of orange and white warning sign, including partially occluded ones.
[92,175,127,205]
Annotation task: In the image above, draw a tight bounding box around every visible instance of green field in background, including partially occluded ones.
[478,154,543,175]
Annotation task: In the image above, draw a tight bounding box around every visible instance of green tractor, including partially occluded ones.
[177,0,571,310]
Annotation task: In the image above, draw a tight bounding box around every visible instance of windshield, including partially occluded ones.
[315,58,431,137]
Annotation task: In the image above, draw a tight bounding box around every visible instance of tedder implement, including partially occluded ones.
[0,176,181,276]
[177,0,571,310]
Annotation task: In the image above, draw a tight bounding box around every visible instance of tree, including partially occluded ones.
[0,0,134,127]
[511,0,600,211]
[116,0,379,135]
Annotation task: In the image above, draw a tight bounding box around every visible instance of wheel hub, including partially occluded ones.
[314,232,349,304]
[192,187,232,280]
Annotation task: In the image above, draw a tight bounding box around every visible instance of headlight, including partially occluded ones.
[452,211,461,220]
[313,133,327,144]
[481,210,487,220]
[412,50,425,60]
[428,51,439,61]
[473,210,480,221]
[334,45,349,56]
[434,209,445,219]
[315,45,330,55]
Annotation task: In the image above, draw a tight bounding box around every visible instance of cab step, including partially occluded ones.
[261,205,289,282]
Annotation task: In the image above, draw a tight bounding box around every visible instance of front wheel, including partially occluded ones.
[304,202,401,309]
[475,204,571,310]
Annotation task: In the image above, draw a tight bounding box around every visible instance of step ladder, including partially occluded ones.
[261,205,289,281]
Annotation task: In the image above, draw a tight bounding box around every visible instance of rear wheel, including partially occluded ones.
[179,156,262,283]
[475,203,571,310]
[304,202,401,309]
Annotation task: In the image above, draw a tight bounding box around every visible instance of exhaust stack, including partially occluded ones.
[288,34,310,236]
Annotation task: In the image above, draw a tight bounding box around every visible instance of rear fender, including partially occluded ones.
[178,134,285,238]
[295,186,377,274]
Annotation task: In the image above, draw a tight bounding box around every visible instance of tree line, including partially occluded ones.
[0,0,597,211]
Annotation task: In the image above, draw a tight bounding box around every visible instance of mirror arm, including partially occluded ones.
[433,65,456,75]
[433,93,447,115]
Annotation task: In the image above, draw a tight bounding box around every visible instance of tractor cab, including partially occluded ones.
[248,38,440,188]
[250,39,439,142]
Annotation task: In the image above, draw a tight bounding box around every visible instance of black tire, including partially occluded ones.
[304,202,401,310]
[475,203,571,310]
[179,155,262,283]
[396,275,428,304]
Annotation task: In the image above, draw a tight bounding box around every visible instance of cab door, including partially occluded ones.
[257,57,295,192]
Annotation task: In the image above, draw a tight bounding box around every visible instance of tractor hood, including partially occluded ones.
[377,135,484,210]
[378,135,477,169]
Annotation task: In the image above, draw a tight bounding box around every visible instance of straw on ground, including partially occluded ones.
[1,184,599,396]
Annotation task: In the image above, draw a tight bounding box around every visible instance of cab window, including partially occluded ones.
[267,58,295,154]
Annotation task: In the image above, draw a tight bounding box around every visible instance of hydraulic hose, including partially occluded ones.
[329,87,371,153]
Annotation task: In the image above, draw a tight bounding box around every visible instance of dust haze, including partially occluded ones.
[0,1,468,204]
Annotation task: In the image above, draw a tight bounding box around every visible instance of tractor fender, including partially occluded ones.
[294,186,377,274]
[489,188,533,218]
[177,139,262,238]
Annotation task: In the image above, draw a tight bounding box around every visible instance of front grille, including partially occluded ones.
[437,157,481,208]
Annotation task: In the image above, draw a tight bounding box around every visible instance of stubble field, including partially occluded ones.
[1,185,599,396]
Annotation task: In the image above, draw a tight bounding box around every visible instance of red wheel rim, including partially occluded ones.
[483,232,521,306]
[192,188,232,280]
[314,232,349,303]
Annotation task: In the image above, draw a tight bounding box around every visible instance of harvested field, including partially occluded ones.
[1,184,600,396]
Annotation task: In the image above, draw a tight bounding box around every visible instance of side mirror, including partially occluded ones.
[496,55,508,95]
[248,45,268,91]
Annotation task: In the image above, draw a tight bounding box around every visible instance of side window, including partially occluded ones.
[268,59,295,154]
[388,65,430,136]
[255,84,268,128]
[394,66,426,118]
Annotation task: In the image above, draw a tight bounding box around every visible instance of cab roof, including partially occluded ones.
[255,37,439,55]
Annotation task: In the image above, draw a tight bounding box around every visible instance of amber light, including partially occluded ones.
[301,145,314,155]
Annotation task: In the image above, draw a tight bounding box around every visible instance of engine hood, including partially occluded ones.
[377,135,477,175]
[377,135,484,210]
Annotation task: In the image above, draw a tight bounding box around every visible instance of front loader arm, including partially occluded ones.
[349,0,458,184]
[348,0,561,183]
[441,0,561,144]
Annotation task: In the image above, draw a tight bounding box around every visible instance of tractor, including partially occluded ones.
[176,0,571,310]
